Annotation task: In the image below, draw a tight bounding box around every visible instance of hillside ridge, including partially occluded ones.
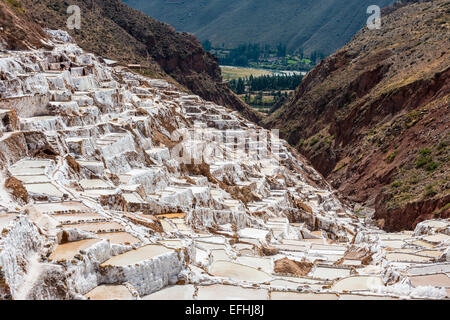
[263,0,450,231]
[124,0,394,56]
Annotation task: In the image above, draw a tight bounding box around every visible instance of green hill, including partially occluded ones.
[123,0,394,56]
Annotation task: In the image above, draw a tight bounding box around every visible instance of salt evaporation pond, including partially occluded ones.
[100,245,173,266]
[208,261,272,282]
[331,276,384,292]
[85,285,133,300]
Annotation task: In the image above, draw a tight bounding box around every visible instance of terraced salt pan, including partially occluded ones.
[12,160,53,168]
[143,285,195,300]
[385,252,433,263]
[83,189,118,197]
[423,233,450,243]
[62,221,124,233]
[411,240,436,249]
[416,250,444,258]
[14,175,50,183]
[235,256,273,274]
[24,183,64,198]
[378,233,413,240]
[211,249,230,261]
[407,263,450,275]
[31,201,91,214]
[310,266,352,280]
[156,213,186,219]
[10,167,47,176]
[331,276,384,292]
[158,240,185,249]
[80,179,113,190]
[160,220,176,233]
[238,228,270,241]
[209,261,272,282]
[98,232,140,245]
[196,284,268,300]
[85,285,133,300]
[269,279,326,291]
[49,238,102,262]
[195,241,226,251]
[409,274,450,288]
[100,245,173,266]
[380,240,406,249]
[339,294,398,300]
[51,212,106,224]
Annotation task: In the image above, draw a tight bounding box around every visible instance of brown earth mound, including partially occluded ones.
[5,176,28,203]
[274,258,313,277]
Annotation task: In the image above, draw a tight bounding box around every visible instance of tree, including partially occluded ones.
[236,78,245,94]
[202,40,212,51]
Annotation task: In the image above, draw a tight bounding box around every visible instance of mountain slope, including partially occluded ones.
[0,0,48,50]
[263,0,450,231]
[19,0,260,122]
[124,0,394,56]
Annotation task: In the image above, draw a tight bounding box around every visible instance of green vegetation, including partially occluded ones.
[333,162,348,173]
[211,42,321,71]
[415,147,440,171]
[391,181,403,188]
[228,73,302,113]
[386,151,399,163]
[5,0,25,13]
[424,184,438,198]
[438,202,450,213]
[229,74,303,94]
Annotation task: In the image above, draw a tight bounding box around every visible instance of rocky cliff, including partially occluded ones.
[17,0,260,122]
[264,0,450,231]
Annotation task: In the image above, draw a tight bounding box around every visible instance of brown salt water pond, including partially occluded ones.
[143,285,195,300]
[49,239,102,262]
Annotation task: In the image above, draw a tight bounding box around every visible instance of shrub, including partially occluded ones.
[391,181,403,188]
[424,185,437,198]
[416,155,431,168]
[437,142,448,151]
[410,174,419,184]
[425,161,439,172]
[386,151,399,163]
[309,137,320,147]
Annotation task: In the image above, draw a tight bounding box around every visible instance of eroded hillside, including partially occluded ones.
[264,0,450,231]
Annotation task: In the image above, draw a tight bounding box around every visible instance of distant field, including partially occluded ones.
[220,66,274,81]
